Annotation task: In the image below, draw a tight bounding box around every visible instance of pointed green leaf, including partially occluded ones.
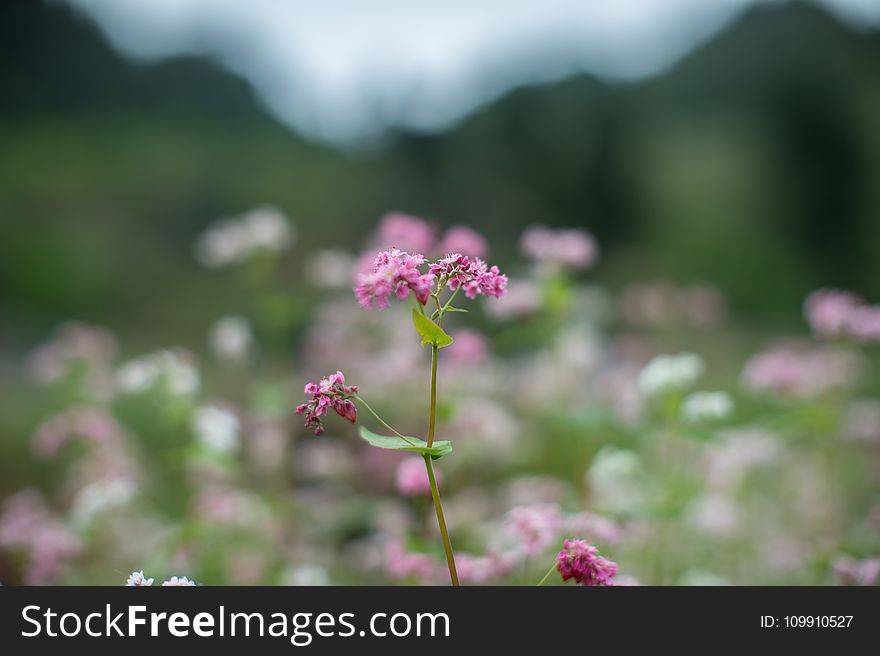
[359,426,452,459]
[411,309,454,349]
[444,306,468,313]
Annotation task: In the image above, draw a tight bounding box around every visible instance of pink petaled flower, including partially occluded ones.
[520,225,598,271]
[437,226,488,259]
[847,305,880,343]
[384,541,443,583]
[504,504,563,556]
[556,539,618,586]
[296,370,359,435]
[374,212,437,254]
[454,553,511,585]
[355,249,435,309]
[395,457,438,496]
[804,288,863,338]
[429,253,508,299]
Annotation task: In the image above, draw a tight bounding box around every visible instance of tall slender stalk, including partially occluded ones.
[427,345,438,448]
[424,454,458,586]
[423,341,458,585]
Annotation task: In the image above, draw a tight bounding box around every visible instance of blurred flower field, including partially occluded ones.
[1,210,879,586]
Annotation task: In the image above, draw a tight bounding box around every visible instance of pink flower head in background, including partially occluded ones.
[355,249,435,309]
[296,371,359,435]
[556,539,618,586]
[445,328,488,366]
[740,343,861,400]
[437,225,488,259]
[520,225,598,271]
[429,253,508,299]
[847,305,880,342]
[384,540,443,583]
[375,212,437,254]
[32,406,126,459]
[395,457,439,496]
[804,288,863,338]
[504,503,563,556]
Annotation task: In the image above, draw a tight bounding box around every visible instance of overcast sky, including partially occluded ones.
[63,0,880,145]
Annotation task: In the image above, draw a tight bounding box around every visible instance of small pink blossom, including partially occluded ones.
[395,457,438,496]
[33,407,126,459]
[296,370,359,435]
[454,553,511,585]
[804,288,862,338]
[832,556,880,586]
[445,328,488,366]
[504,504,563,556]
[520,225,598,270]
[741,343,861,400]
[429,253,507,299]
[437,226,487,259]
[355,249,435,309]
[384,540,443,583]
[556,539,618,586]
[374,212,437,254]
[847,305,880,342]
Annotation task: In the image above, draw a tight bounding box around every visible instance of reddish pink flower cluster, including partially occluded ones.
[355,249,435,309]
[428,253,508,299]
[296,371,358,435]
[805,288,880,342]
[355,249,507,309]
[556,539,618,586]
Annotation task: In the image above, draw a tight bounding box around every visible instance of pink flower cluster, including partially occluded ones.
[395,457,440,496]
[805,288,880,342]
[556,539,618,586]
[355,249,435,309]
[372,212,488,259]
[296,371,358,435]
[741,343,861,400]
[355,249,507,309]
[0,489,81,585]
[520,225,598,270]
[32,407,126,459]
[429,253,508,299]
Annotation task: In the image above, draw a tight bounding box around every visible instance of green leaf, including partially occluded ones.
[411,309,454,349]
[444,306,468,313]
[359,426,452,460]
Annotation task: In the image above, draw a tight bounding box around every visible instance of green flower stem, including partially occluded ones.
[353,396,418,447]
[424,453,459,586]
[536,561,558,586]
[427,344,438,448]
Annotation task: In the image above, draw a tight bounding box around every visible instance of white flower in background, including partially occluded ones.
[193,404,241,454]
[685,493,740,537]
[305,249,357,289]
[681,391,733,423]
[162,576,196,586]
[586,447,644,514]
[241,205,293,251]
[677,570,732,586]
[194,205,293,268]
[116,349,200,396]
[281,564,330,586]
[637,352,704,397]
[71,479,137,525]
[125,570,154,586]
[209,315,254,363]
